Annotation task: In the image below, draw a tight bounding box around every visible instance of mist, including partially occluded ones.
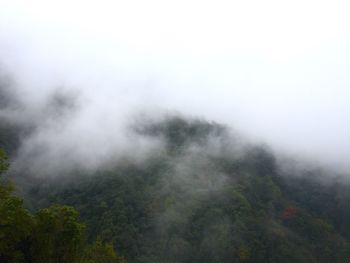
[1,0,350,174]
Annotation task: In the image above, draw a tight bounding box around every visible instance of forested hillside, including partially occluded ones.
[2,0,350,262]
[1,115,350,262]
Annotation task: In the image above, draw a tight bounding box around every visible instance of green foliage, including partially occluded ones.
[0,119,24,156]
[0,149,32,263]
[0,187,34,262]
[0,148,9,174]
[30,205,85,263]
[84,238,127,263]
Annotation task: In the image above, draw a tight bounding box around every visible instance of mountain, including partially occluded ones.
[1,115,350,263]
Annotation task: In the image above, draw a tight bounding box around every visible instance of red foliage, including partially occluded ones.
[282,207,298,220]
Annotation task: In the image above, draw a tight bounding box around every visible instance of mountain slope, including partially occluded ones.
[16,116,350,263]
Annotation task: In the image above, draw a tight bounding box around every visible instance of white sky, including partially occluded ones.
[1,0,350,170]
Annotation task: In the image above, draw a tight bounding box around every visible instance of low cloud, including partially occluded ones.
[0,1,350,173]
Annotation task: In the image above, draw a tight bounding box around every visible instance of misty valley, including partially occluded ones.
[1,102,350,263]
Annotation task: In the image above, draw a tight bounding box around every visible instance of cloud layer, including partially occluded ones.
[1,0,350,172]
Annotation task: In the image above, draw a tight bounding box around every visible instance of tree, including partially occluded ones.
[0,148,9,173]
[0,149,34,263]
[84,237,127,263]
[31,205,85,263]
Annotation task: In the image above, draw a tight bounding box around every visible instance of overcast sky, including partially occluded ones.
[0,0,350,171]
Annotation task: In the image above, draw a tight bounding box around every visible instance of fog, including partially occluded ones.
[1,0,350,173]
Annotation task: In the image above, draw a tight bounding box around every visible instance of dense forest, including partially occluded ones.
[1,110,350,262]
